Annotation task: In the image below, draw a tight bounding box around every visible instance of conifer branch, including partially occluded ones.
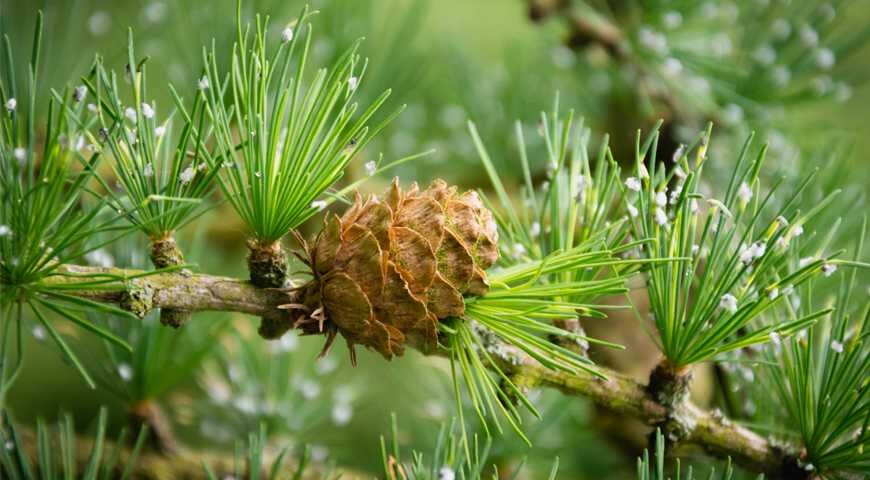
[491,354,794,476]
[45,264,801,477]
[46,265,288,322]
[527,0,626,58]
[524,0,684,122]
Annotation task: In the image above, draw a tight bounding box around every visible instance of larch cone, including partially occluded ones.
[284,178,499,363]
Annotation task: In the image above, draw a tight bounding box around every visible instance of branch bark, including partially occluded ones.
[43,264,798,477]
[49,264,289,322]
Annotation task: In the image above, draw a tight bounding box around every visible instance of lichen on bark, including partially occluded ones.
[120,281,155,318]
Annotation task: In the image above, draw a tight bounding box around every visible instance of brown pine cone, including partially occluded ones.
[283,178,498,363]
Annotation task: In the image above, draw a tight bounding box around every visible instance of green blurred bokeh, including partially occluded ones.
[1,0,867,478]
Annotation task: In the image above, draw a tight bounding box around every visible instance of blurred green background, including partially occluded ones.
[1,0,868,478]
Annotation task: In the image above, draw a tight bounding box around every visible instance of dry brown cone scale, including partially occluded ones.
[266,178,499,364]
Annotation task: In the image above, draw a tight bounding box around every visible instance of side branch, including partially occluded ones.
[46,264,795,477]
[48,265,290,322]
[495,356,791,476]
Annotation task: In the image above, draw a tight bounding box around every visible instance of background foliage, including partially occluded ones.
[0,0,868,478]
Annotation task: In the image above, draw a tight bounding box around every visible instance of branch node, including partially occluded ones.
[149,235,184,269]
[647,360,694,442]
[246,239,289,289]
[647,361,692,408]
[158,309,190,328]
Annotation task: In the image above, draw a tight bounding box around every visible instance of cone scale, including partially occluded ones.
[278,179,499,363]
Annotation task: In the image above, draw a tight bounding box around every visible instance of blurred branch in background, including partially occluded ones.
[523,0,870,178]
[2,409,351,479]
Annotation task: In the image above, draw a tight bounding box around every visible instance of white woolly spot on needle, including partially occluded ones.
[124,107,137,123]
[769,331,781,346]
[720,293,738,313]
[438,466,456,480]
[179,167,195,184]
[74,85,87,102]
[654,207,668,226]
[118,363,133,381]
[739,244,754,264]
[281,27,294,43]
[737,181,753,203]
[141,102,155,119]
[364,161,377,176]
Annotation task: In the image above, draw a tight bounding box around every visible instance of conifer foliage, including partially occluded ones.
[0,1,868,479]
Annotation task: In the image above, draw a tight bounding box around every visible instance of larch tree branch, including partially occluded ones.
[43,264,800,478]
[528,0,627,58]
[524,0,686,125]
